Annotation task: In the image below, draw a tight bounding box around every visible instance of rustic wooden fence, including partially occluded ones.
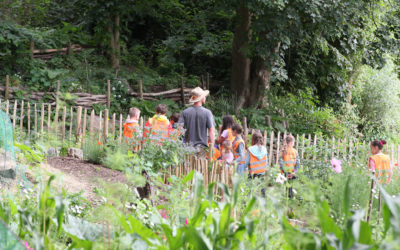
[2,98,400,167]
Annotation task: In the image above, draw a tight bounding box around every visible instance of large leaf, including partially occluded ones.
[63,215,103,241]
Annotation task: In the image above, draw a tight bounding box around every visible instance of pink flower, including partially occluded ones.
[24,242,33,250]
[185,219,189,226]
[159,209,168,219]
[330,158,342,173]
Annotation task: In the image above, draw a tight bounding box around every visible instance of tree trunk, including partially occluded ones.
[108,14,120,71]
[231,6,251,111]
[347,63,361,104]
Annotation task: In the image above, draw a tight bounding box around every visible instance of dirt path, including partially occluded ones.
[40,157,126,201]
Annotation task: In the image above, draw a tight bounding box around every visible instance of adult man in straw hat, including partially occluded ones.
[178,87,215,157]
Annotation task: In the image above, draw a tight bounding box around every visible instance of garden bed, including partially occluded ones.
[43,157,126,201]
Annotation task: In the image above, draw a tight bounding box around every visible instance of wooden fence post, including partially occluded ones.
[47,104,51,134]
[139,80,143,100]
[89,110,95,138]
[98,111,102,142]
[268,131,274,166]
[69,107,73,141]
[263,131,268,147]
[112,113,116,137]
[54,80,60,136]
[19,100,24,135]
[27,103,31,135]
[391,144,394,164]
[275,131,281,165]
[62,107,66,142]
[104,109,109,141]
[12,101,17,129]
[313,134,317,161]
[331,137,335,158]
[5,75,9,100]
[76,106,82,138]
[107,79,111,108]
[40,103,44,136]
[34,103,37,135]
[119,114,123,143]
[82,108,87,139]
[397,145,400,168]
[5,100,9,116]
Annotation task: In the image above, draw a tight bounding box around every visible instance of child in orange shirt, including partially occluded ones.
[123,107,141,147]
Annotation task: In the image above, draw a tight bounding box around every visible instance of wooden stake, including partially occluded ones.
[98,111,102,142]
[5,100,9,116]
[34,103,37,135]
[275,131,281,165]
[104,109,109,141]
[331,137,335,158]
[27,103,31,135]
[139,80,143,100]
[269,131,274,166]
[89,110,95,137]
[76,106,82,138]
[69,107,73,141]
[82,108,87,138]
[12,100,17,128]
[107,80,111,108]
[391,144,395,164]
[313,134,317,161]
[119,114,123,143]
[19,100,24,135]
[40,103,44,135]
[263,131,268,147]
[206,72,210,90]
[5,75,9,100]
[47,104,51,134]
[296,134,299,150]
[301,134,305,159]
[62,107,66,142]
[112,113,116,137]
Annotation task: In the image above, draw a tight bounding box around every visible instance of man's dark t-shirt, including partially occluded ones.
[178,106,215,147]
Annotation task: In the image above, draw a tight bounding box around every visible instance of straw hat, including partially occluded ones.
[189,87,210,104]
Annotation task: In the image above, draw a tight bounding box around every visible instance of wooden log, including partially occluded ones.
[34,103,37,135]
[104,109,109,141]
[269,131,274,166]
[129,88,193,97]
[12,100,17,128]
[119,114,123,143]
[19,100,24,135]
[62,107,66,142]
[76,106,82,138]
[5,75,9,100]
[69,107,73,141]
[275,132,281,165]
[107,80,111,108]
[47,104,51,134]
[40,103,44,135]
[139,80,143,100]
[27,103,31,135]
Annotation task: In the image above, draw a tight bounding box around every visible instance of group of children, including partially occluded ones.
[122,104,393,200]
[211,115,300,183]
[123,104,181,146]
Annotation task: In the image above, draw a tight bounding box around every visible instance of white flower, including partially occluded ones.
[292,189,297,194]
[275,174,287,184]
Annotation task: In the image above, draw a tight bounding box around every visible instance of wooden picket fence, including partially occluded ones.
[2,98,400,189]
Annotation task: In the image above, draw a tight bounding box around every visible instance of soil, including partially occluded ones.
[41,157,126,201]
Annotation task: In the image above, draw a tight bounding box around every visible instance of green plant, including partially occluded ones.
[83,139,105,165]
